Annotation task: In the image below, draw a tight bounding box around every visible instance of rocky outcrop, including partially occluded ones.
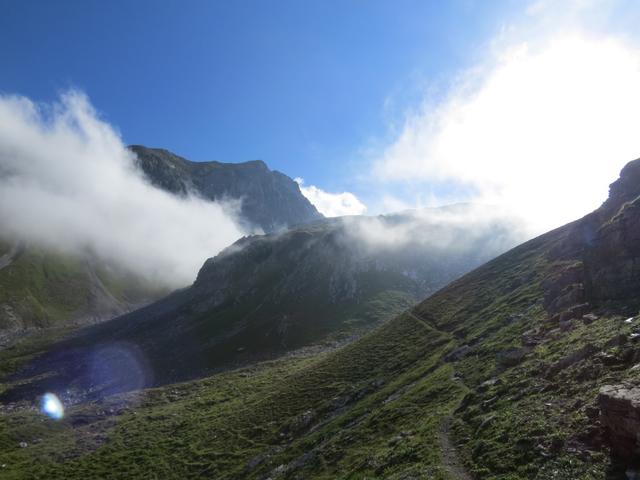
[585,196,640,305]
[598,384,640,460]
[600,159,640,219]
[129,145,322,233]
[581,159,640,306]
[546,343,596,378]
[544,159,640,312]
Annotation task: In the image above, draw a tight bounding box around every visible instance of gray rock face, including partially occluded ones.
[599,384,640,460]
[585,196,640,304]
[543,158,640,314]
[601,159,640,219]
[584,159,640,304]
[129,145,322,233]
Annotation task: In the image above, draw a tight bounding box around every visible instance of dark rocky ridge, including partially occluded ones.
[129,145,322,233]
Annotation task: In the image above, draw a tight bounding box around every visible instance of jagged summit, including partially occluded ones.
[130,145,271,170]
[129,145,322,232]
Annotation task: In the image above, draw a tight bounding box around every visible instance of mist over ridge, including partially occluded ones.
[0,92,283,287]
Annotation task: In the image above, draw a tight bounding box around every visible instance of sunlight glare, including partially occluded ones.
[40,393,64,420]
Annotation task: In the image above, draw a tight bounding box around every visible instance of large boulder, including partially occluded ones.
[598,384,640,460]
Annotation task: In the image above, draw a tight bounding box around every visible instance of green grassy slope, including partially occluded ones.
[0,242,85,329]
[0,306,463,479]
[0,241,166,331]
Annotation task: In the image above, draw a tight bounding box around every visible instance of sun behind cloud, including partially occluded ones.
[374,31,640,233]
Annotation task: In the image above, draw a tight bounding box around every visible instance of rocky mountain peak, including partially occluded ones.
[128,145,322,233]
[602,158,640,216]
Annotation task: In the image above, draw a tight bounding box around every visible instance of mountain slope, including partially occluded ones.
[2,161,640,478]
[0,148,320,335]
[130,145,322,232]
[0,240,164,337]
[4,207,522,389]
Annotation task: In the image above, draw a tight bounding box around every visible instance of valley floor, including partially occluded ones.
[1,310,466,479]
[1,298,636,479]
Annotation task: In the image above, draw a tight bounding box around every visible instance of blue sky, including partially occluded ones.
[0,1,516,198]
[3,0,640,230]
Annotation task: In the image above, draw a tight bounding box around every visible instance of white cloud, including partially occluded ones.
[342,203,526,254]
[295,178,367,217]
[374,27,640,233]
[0,91,247,287]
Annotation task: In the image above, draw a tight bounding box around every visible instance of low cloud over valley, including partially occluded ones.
[0,91,247,286]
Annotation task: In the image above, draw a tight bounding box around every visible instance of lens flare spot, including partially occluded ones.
[40,393,64,420]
